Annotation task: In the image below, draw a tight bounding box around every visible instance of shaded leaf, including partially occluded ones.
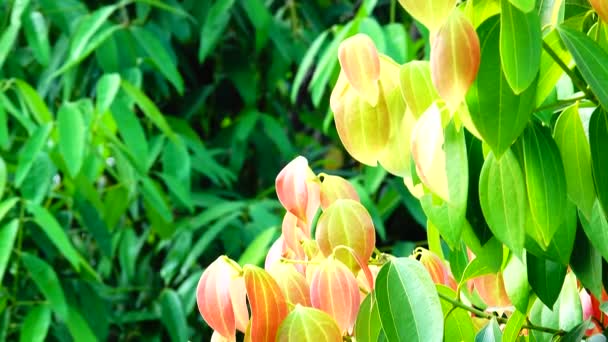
[0,219,19,284]
[57,102,86,177]
[21,253,68,320]
[160,290,188,342]
[15,123,52,187]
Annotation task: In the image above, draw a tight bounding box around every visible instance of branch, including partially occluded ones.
[437,291,565,336]
[542,41,597,105]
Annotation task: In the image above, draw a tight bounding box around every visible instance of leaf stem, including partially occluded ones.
[436,291,565,336]
[533,94,587,113]
[542,41,597,104]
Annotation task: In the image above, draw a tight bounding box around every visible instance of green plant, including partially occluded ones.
[196,0,608,340]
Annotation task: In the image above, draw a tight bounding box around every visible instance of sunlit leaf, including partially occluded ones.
[503,253,529,313]
[354,292,381,342]
[475,317,502,342]
[397,0,457,31]
[437,285,476,342]
[276,305,342,342]
[19,305,51,342]
[57,102,85,177]
[338,34,380,106]
[399,61,439,118]
[0,219,18,284]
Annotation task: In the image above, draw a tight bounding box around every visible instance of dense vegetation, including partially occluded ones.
[0,0,424,340]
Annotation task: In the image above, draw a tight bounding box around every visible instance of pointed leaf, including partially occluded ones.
[475,318,502,342]
[579,200,608,263]
[554,103,595,219]
[96,73,120,114]
[527,253,567,308]
[500,0,542,93]
[160,290,189,342]
[58,102,85,177]
[199,0,235,63]
[430,10,480,111]
[479,149,526,256]
[23,11,50,66]
[21,253,68,320]
[521,123,568,247]
[0,219,18,284]
[502,310,526,342]
[503,253,529,313]
[437,285,476,342]
[509,0,535,12]
[243,265,289,342]
[65,306,97,342]
[590,107,608,215]
[68,5,118,63]
[355,293,382,342]
[19,305,51,342]
[536,29,572,107]
[466,18,537,157]
[374,258,443,342]
[558,26,608,110]
[570,224,603,299]
[15,123,52,187]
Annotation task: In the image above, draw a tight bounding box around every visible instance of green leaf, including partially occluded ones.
[536,29,572,107]
[290,30,329,103]
[21,253,68,320]
[96,73,121,114]
[19,305,51,342]
[509,0,536,12]
[0,156,5,199]
[557,272,583,331]
[66,306,97,342]
[15,80,53,124]
[521,123,568,247]
[475,317,502,342]
[562,320,592,342]
[0,219,18,284]
[558,26,608,110]
[0,25,19,70]
[374,258,443,342]
[160,173,193,212]
[502,310,526,342]
[466,18,537,157]
[27,202,83,272]
[554,103,595,219]
[437,285,476,342]
[590,107,608,215]
[160,290,188,342]
[74,196,113,258]
[503,253,529,313]
[199,0,235,63]
[111,98,148,172]
[479,149,526,256]
[500,0,542,93]
[579,200,608,263]
[384,23,410,63]
[58,102,85,177]
[131,26,184,94]
[23,11,51,66]
[69,5,118,64]
[120,80,176,141]
[141,177,173,223]
[355,292,381,342]
[237,227,277,266]
[527,253,567,308]
[15,123,52,187]
[570,224,603,299]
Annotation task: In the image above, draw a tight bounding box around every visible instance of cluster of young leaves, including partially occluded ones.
[197,0,608,341]
[0,0,367,341]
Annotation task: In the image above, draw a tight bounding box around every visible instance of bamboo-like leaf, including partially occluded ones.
[430,10,480,111]
[23,11,51,66]
[500,0,542,93]
[554,104,595,219]
[374,258,443,342]
[68,5,118,63]
[479,149,526,256]
[199,0,235,64]
[0,219,18,284]
[590,107,608,216]
[131,26,184,94]
[96,73,120,114]
[27,202,83,272]
[276,305,342,342]
[558,26,608,110]
[57,102,85,177]
[15,80,53,124]
[466,18,537,157]
[15,123,52,187]
[65,306,97,342]
[291,31,329,103]
[21,253,68,320]
[160,290,189,342]
[243,265,289,342]
[521,123,568,248]
[19,305,51,342]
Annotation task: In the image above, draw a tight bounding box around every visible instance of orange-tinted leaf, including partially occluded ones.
[276,305,343,342]
[276,156,316,222]
[318,174,359,209]
[430,10,480,111]
[415,248,456,289]
[591,0,608,23]
[196,256,241,340]
[473,272,512,309]
[338,34,380,106]
[269,263,311,306]
[397,0,458,31]
[229,276,249,333]
[243,265,290,342]
[211,330,233,342]
[310,258,361,333]
[410,103,450,201]
[378,83,410,177]
[315,199,376,271]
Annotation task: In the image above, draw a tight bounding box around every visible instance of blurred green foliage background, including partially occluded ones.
[0,0,426,340]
